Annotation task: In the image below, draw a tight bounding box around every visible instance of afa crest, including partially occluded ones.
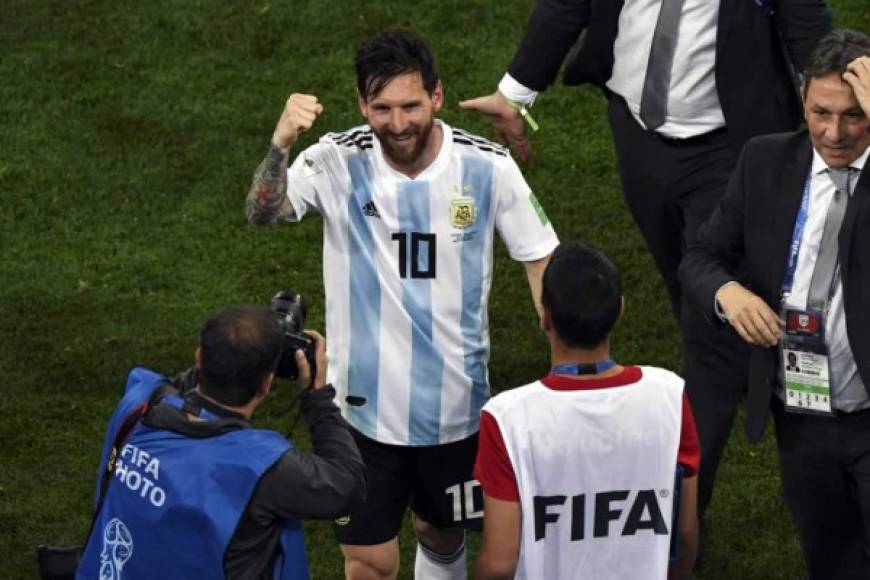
[449,196,477,229]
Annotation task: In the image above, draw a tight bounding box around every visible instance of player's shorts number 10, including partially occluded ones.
[446,480,483,522]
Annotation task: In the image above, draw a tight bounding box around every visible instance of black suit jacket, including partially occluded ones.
[679,132,870,441]
[507,0,831,151]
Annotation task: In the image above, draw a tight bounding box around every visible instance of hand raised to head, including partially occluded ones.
[844,56,870,116]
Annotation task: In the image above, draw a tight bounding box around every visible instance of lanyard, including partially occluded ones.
[550,359,616,376]
[163,394,222,421]
[781,170,813,296]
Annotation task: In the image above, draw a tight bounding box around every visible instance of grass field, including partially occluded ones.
[2,1,868,578]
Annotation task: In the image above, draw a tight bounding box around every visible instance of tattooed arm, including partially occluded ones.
[245,93,324,225]
[245,144,295,225]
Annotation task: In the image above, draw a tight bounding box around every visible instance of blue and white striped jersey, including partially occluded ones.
[286,120,558,446]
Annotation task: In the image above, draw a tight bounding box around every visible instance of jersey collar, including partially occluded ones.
[371,119,453,182]
[541,366,643,391]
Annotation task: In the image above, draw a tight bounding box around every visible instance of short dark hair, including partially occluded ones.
[355,29,438,100]
[541,241,622,349]
[803,29,870,97]
[199,306,283,407]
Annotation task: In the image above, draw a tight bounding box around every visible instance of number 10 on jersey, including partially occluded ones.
[391,232,437,279]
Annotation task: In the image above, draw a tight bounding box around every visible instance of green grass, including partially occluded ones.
[1,1,867,578]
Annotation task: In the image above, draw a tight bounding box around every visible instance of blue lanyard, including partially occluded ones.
[162,394,222,421]
[550,359,616,376]
[781,171,813,296]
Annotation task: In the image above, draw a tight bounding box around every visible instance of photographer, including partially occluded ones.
[76,305,365,580]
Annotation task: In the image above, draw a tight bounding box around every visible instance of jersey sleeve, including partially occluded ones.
[473,410,520,502]
[285,141,337,220]
[492,155,559,262]
[678,393,701,477]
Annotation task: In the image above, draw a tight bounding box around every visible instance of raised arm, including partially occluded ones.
[844,56,870,116]
[245,330,365,521]
[245,93,323,225]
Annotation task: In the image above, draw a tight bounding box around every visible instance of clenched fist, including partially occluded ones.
[272,93,324,150]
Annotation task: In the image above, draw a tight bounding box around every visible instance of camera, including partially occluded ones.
[269,291,317,382]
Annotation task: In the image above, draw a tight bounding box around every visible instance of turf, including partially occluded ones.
[1,1,867,578]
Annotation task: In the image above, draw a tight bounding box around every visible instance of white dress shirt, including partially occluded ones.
[500,0,725,138]
[783,147,869,412]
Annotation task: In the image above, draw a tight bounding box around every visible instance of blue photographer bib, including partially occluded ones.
[77,367,309,579]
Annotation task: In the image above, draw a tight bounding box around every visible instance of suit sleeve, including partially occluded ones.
[774,0,831,72]
[507,0,591,91]
[679,143,752,316]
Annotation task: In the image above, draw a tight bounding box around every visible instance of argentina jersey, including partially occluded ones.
[285,120,558,446]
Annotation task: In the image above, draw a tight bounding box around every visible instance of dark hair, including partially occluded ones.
[803,29,870,97]
[355,29,438,100]
[541,241,622,349]
[199,306,284,407]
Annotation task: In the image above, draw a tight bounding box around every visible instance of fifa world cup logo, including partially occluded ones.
[99,518,134,580]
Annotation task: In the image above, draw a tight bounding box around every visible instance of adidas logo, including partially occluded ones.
[362,201,380,218]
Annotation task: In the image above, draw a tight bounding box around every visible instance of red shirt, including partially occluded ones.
[474,366,701,501]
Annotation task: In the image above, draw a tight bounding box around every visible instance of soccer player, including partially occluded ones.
[475,241,700,579]
[245,29,558,580]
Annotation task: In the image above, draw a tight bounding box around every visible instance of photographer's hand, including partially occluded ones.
[296,330,328,390]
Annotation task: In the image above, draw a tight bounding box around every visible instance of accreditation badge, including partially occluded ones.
[780,307,833,416]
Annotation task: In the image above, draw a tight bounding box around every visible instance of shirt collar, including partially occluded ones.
[811,145,869,175]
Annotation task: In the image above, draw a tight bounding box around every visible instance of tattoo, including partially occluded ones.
[245,144,295,225]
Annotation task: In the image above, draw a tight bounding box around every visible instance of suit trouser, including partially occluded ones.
[773,400,870,579]
[607,93,748,516]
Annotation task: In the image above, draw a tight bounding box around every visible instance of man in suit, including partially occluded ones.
[461,0,831,520]
[680,30,870,577]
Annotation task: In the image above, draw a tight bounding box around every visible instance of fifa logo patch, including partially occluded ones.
[101,517,134,579]
[301,155,323,177]
[449,196,477,229]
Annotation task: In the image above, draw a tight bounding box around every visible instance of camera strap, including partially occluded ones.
[86,383,174,540]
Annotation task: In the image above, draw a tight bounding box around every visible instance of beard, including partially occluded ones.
[372,117,434,169]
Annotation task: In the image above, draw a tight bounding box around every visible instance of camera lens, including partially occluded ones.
[270,291,308,334]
